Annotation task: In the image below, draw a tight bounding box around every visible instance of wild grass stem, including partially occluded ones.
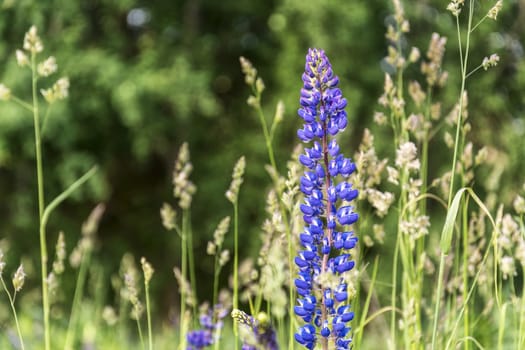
[144,273,153,350]
[232,201,239,350]
[244,70,295,350]
[433,2,475,348]
[31,48,51,350]
[64,249,91,350]
[186,210,199,326]
[179,210,189,350]
[0,276,25,350]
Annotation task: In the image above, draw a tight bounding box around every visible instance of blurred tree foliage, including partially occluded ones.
[0,0,523,313]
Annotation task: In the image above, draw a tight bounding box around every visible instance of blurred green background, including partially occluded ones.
[0,0,523,320]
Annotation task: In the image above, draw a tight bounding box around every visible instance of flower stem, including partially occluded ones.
[233,201,239,350]
[0,277,25,350]
[320,126,332,350]
[186,209,198,326]
[433,3,474,347]
[31,50,51,350]
[136,311,145,350]
[145,276,153,350]
[179,210,188,350]
[64,248,91,350]
[253,89,295,350]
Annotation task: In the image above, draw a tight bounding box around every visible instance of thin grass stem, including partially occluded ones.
[145,277,153,350]
[232,201,239,350]
[0,276,25,350]
[64,248,92,350]
[31,50,52,350]
[179,210,189,350]
[186,209,198,326]
[11,95,34,112]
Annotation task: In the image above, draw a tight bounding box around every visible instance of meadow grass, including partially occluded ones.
[0,1,523,349]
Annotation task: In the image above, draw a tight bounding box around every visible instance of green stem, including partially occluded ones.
[462,197,470,350]
[431,254,447,349]
[465,64,484,79]
[435,4,474,347]
[41,166,99,228]
[420,86,433,215]
[253,92,277,171]
[497,303,506,350]
[516,265,525,349]
[145,278,153,350]
[212,255,221,350]
[252,92,295,350]
[355,256,380,349]
[41,106,53,136]
[390,217,400,350]
[31,50,50,350]
[186,209,198,326]
[136,311,145,350]
[11,95,34,112]
[0,277,25,350]
[447,3,473,209]
[64,249,92,350]
[233,201,239,350]
[179,211,188,350]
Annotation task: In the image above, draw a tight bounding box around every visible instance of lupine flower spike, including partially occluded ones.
[294,48,359,349]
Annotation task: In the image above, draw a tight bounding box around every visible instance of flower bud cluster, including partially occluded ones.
[294,48,358,349]
[173,143,197,209]
[225,156,246,204]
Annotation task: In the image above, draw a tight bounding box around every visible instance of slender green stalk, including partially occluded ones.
[212,254,221,316]
[0,277,25,350]
[233,201,239,350]
[431,254,447,349]
[420,86,433,215]
[390,218,400,350]
[355,256,380,349]
[285,214,295,350]
[516,260,525,349]
[251,89,295,350]
[497,303,507,350]
[433,2,475,348]
[11,95,34,112]
[179,211,188,350]
[447,1,474,208]
[145,277,153,350]
[186,210,198,325]
[64,249,92,350]
[462,197,470,350]
[212,266,221,350]
[252,93,276,171]
[136,313,146,350]
[31,49,51,350]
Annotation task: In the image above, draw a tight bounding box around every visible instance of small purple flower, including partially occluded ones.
[294,48,358,349]
[187,303,229,350]
[187,330,213,350]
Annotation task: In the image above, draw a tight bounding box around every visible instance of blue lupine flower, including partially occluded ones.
[294,48,358,349]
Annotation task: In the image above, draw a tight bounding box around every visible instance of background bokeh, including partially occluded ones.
[0,0,523,319]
